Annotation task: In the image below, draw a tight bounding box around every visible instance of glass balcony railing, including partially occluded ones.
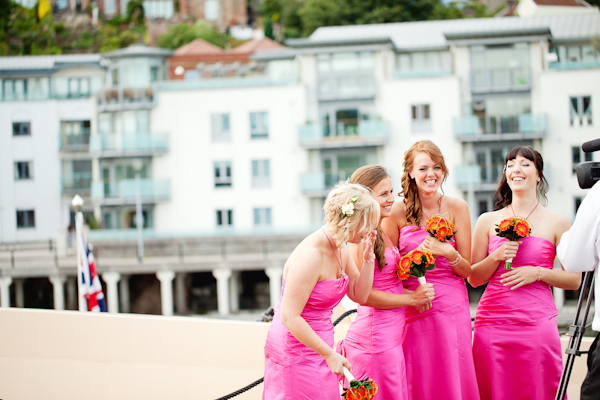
[91,179,170,203]
[90,133,169,155]
[97,87,155,111]
[298,120,389,148]
[154,76,298,92]
[471,67,530,91]
[61,174,92,193]
[59,129,91,149]
[392,69,452,79]
[299,172,349,194]
[453,114,547,141]
[549,60,600,70]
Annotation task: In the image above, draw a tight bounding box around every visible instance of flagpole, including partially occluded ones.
[72,195,87,312]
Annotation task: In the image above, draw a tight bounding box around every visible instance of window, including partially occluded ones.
[111,69,119,86]
[61,120,91,147]
[216,209,233,227]
[3,79,27,101]
[572,146,593,173]
[411,104,431,133]
[12,122,31,136]
[317,52,375,97]
[214,161,232,187]
[252,159,270,188]
[254,208,272,226]
[396,51,452,74]
[16,210,35,228]
[150,66,160,83]
[470,43,530,90]
[570,96,592,127]
[205,0,218,21]
[211,113,231,142]
[250,111,269,139]
[14,161,32,180]
[62,160,92,191]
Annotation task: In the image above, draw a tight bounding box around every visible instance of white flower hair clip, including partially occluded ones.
[341,195,358,219]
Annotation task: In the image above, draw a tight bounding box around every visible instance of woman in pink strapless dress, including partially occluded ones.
[263,183,381,400]
[384,140,480,400]
[337,166,434,400]
[469,146,581,400]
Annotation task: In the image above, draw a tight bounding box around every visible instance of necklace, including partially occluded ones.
[321,228,347,279]
[510,202,539,220]
[421,195,442,222]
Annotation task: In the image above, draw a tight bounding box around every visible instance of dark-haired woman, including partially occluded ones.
[383,141,479,400]
[469,146,581,400]
[337,165,435,400]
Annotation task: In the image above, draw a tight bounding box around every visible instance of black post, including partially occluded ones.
[555,270,595,400]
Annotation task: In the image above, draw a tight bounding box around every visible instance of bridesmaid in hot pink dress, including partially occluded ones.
[469,146,581,400]
[338,166,435,400]
[263,183,380,400]
[384,140,480,400]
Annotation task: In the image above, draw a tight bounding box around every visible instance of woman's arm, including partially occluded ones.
[345,231,377,304]
[468,212,520,287]
[279,254,351,376]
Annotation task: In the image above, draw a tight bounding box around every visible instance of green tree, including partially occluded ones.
[156,21,229,49]
[2,3,60,55]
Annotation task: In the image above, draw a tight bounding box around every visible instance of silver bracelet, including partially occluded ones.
[448,251,462,267]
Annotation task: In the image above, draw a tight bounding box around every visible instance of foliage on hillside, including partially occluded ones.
[155,21,234,50]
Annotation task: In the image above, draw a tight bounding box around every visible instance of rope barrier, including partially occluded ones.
[214,308,358,400]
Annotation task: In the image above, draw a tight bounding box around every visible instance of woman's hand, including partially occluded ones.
[411,283,435,306]
[324,352,352,376]
[420,236,454,259]
[362,230,377,263]
[492,241,520,263]
[500,266,539,290]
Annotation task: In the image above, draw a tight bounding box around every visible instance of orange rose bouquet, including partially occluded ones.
[425,215,456,242]
[395,248,436,285]
[342,367,378,400]
[495,217,531,269]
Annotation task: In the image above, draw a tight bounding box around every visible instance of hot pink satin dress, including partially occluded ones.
[399,225,480,400]
[337,246,408,400]
[263,276,348,400]
[473,236,564,400]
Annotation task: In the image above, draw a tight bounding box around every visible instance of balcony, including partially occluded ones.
[454,165,502,192]
[299,172,349,197]
[91,179,170,205]
[453,114,547,142]
[471,67,530,93]
[549,60,600,71]
[59,129,91,151]
[90,133,169,157]
[393,69,452,79]
[97,87,156,112]
[154,76,298,92]
[298,120,389,149]
[61,174,92,195]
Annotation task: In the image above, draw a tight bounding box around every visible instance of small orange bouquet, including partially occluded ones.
[342,367,378,400]
[495,217,531,269]
[395,248,436,285]
[425,215,456,242]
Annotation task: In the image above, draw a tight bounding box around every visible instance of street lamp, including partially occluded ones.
[71,194,86,311]
[132,159,144,263]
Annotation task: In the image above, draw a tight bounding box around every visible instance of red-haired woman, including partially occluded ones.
[383,140,479,400]
[469,146,581,399]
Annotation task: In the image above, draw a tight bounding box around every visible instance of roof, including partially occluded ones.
[534,0,590,6]
[0,54,106,72]
[230,37,287,54]
[289,11,600,51]
[174,39,224,56]
[102,44,173,59]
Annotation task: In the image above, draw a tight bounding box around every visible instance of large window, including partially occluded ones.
[471,43,530,91]
[252,160,270,188]
[570,96,592,127]
[471,95,531,135]
[12,122,31,136]
[214,161,232,187]
[216,209,233,227]
[396,50,452,74]
[254,208,272,227]
[474,146,507,184]
[250,111,269,139]
[211,113,231,142]
[61,120,91,147]
[319,103,375,138]
[14,161,33,180]
[62,160,92,191]
[572,146,593,173]
[16,210,35,228]
[552,44,600,63]
[317,52,375,97]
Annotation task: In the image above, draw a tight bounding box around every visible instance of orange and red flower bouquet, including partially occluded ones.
[425,215,456,242]
[495,217,531,269]
[342,367,378,400]
[395,248,436,285]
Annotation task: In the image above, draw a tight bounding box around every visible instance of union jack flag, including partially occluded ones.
[77,221,107,312]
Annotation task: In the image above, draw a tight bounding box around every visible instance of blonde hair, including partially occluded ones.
[323,182,380,247]
[350,165,390,269]
[400,140,448,226]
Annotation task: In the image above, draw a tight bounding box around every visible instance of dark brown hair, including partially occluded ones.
[400,140,449,226]
[494,146,549,210]
[350,165,390,270]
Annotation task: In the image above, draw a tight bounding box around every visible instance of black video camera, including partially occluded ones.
[576,138,600,189]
